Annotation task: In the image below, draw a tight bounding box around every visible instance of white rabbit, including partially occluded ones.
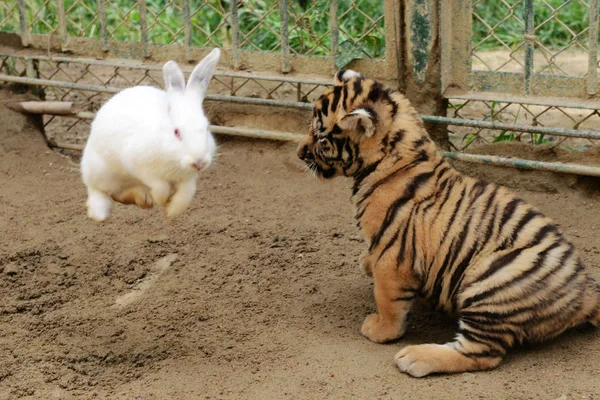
[81,48,221,222]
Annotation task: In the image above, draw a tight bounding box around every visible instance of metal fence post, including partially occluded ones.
[230,0,241,70]
[139,0,148,58]
[279,0,291,73]
[524,0,535,95]
[57,0,67,51]
[98,0,109,52]
[330,0,339,74]
[588,0,599,96]
[440,0,472,93]
[17,0,29,47]
[183,0,193,62]
[386,0,404,92]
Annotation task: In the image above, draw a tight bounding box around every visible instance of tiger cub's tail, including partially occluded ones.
[583,276,600,327]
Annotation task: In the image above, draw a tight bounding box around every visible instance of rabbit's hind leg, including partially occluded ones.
[112,186,153,209]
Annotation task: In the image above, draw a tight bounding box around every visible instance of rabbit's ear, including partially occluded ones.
[186,48,221,96]
[163,61,185,93]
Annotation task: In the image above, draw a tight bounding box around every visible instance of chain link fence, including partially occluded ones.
[1,0,599,176]
[442,0,600,161]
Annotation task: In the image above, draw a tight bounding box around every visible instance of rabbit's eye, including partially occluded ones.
[174,129,181,140]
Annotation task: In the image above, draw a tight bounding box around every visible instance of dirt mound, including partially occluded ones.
[0,88,599,399]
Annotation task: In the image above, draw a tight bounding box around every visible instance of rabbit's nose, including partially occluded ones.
[192,160,205,171]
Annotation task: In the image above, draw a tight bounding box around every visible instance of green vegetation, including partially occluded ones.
[473,0,590,50]
[0,0,385,61]
[0,0,590,60]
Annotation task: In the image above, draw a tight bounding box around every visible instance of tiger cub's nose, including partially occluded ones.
[297,144,314,161]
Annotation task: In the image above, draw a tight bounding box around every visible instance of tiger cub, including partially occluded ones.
[296,69,600,377]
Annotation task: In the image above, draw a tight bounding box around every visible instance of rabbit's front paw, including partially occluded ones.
[149,181,172,206]
[165,179,196,218]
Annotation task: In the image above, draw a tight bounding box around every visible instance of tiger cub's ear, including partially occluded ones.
[339,108,376,137]
[334,69,364,86]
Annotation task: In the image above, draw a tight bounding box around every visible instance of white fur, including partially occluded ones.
[341,69,362,80]
[349,108,371,118]
[81,48,221,222]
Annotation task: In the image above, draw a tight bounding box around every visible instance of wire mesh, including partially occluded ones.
[447,99,600,151]
[0,0,386,61]
[0,1,20,33]
[1,0,599,176]
[0,53,330,146]
[472,0,596,77]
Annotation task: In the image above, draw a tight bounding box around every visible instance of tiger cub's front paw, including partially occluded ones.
[360,313,405,343]
[359,253,373,277]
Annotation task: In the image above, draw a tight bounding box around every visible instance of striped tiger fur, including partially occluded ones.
[296,69,600,377]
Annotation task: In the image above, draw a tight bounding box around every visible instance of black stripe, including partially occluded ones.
[369,171,435,252]
[442,183,492,272]
[512,243,575,302]
[410,213,418,267]
[460,318,517,336]
[330,86,342,112]
[351,78,363,105]
[342,84,349,109]
[479,191,500,245]
[527,223,559,247]
[368,82,383,103]
[475,219,557,286]
[336,69,347,83]
[475,248,522,284]
[421,174,454,217]
[461,271,582,321]
[460,349,505,359]
[431,214,473,308]
[505,209,543,245]
[356,149,429,207]
[448,188,499,307]
[531,283,586,327]
[397,206,417,265]
[320,98,330,117]
[462,241,562,309]
[468,181,487,203]
[393,294,417,302]
[330,124,342,135]
[521,279,585,327]
[460,329,508,350]
[413,136,427,149]
[377,228,400,262]
[352,159,382,195]
[498,198,523,233]
[386,89,399,118]
[389,129,405,148]
[425,184,467,300]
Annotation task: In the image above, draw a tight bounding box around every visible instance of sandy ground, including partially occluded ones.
[1,87,600,400]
